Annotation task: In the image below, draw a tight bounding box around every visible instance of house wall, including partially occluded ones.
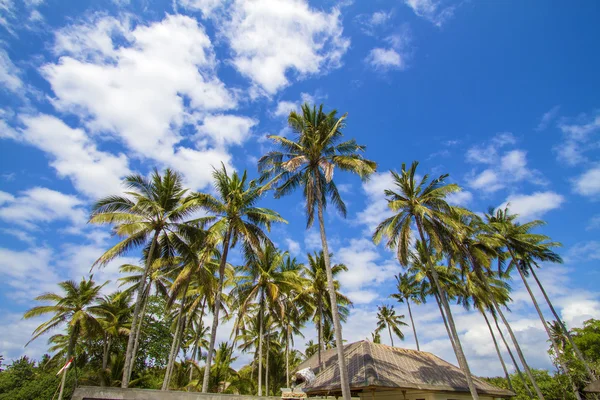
[358,389,498,400]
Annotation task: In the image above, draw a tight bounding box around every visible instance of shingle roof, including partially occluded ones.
[296,340,514,398]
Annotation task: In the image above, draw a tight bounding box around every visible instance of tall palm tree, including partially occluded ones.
[232,243,302,395]
[298,251,352,369]
[375,305,407,347]
[90,168,203,388]
[189,164,286,393]
[391,272,424,351]
[259,103,376,400]
[373,161,481,399]
[94,291,132,385]
[24,277,105,400]
[484,207,589,398]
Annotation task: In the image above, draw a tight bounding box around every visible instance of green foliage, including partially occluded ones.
[0,356,75,400]
[135,295,173,369]
[484,369,576,400]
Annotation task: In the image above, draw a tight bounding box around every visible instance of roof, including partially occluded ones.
[295,340,514,398]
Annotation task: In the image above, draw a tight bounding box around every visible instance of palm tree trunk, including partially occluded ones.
[315,190,352,400]
[58,329,77,400]
[258,293,264,396]
[434,292,457,352]
[514,260,580,399]
[130,288,150,372]
[189,298,207,386]
[317,298,323,370]
[482,310,514,392]
[387,325,394,347]
[494,301,545,399]
[202,227,232,393]
[163,282,190,390]
[528,265,595,380]
[122,229,159,388]
[406,300,420,351]
[415,224,479,400]
[266,330,270,396]
[286,324,290,388]
[492,311,534,398]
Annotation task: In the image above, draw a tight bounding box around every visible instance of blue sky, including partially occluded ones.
[1,0,599,377]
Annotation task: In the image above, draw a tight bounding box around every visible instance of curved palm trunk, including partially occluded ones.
[434,292,457,352]
[258,296,264,396]
[190,297,207,386]
[122,230,159,388]
[528,265,595,380]
[415,224,479,400]
[494,301,545,399]
[492,312,534,398]
[130,289,150,374]
[316,193,352,400]
[58,329,77,400]
[406,300,420,351]
[481,310,514,392]
[514,261,581,399]
[202,228,232,393]
[387,325,394,347]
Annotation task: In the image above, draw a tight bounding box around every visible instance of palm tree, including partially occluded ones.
[232,243,302,395]
[90,168,203,388]
[375,305,407,347]
[94,291,132,385]
[189,164,286,393]
[372,161,481,399]
[391,272,424,351]
[298,251,352,369]
[24,277,105,400]
[371,331,381,344]
[484,207,588,398]
[259,103,376,400]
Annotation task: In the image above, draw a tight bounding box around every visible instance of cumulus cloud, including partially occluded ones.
[467,133,546,192]
[356,171,395,232]
[0,187,87,230]
[499,191,565,221]
[285,238,301,256]
[366,31,411,71]
[219,0,350,95]
[272,92,316,118]
[446,190,473,206]
[355,10,393,36]
[17,114,129,198]
[573,166,600,197]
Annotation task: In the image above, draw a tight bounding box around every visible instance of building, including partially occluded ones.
[295,340,514,400]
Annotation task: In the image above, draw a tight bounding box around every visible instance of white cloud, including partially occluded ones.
[499,191,565,221]
[39,14,248,192]
[0,48,22,93]
[535,105,560,132]
[304,229,322,251]
[587,214,600,230]
[403,0,455,27]
[565,241,600,263]
[272,93,316,118]
[356,171,394,232]
[0,246,58,301]
[556,112,600,166]
[366,32,411,71]
[220,0,350,95]
[285,238,301,256]
[467,134,545,192]
[178,0,223,16]
[17,114,129,199]
[356,10,392,36]
[335,238,399,293]
[196,114,257,147]
[446,190,473,206]
[346,290,380,305]
[367,48,403,69]
[573,166,600,197]
[0,187,87,230]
